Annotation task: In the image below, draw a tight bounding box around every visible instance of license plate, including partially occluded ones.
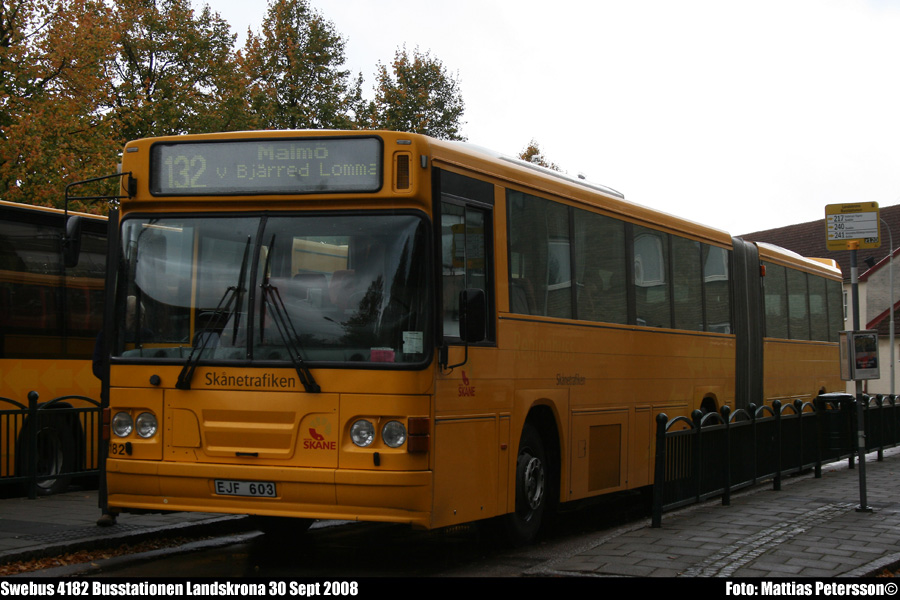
[214,479,277,497]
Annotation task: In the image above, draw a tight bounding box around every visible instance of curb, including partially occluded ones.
[0,514,253,568]
[5,531,264,578]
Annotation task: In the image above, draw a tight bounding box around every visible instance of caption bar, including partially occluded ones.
[1,581,359,597]
[726,582,898,597]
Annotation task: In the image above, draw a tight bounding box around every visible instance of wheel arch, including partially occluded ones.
[700,395,718,414]
[521,403,562,509]
[502,405,562,545]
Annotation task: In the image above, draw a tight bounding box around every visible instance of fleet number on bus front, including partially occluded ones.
[214,479,277,497]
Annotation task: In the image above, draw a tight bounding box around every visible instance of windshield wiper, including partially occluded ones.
[176,236,252,390]
[259,235,321,394]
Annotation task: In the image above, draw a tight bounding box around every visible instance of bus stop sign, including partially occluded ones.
[826,202,881,251]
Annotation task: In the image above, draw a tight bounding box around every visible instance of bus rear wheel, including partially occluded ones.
[505,423,547,544]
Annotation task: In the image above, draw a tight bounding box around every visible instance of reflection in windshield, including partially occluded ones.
[115,214,432,367]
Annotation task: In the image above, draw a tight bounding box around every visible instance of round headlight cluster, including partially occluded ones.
[112,412,133,437]
[350,419,408,448]
[382,421,407,448]
[112,411,158,438]
[136,412,158,438]
[350,419,375,447]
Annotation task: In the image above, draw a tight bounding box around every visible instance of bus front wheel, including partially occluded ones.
[18,416,76,496]
[505,423,547,544]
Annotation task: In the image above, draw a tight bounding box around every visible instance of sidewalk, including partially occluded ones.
[532,448,900,577]
[2,449,900,577]
[0,490,250,568]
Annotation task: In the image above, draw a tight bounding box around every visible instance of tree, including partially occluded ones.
[0,0,119,208]
[0,0,252,209]
[107,0,252,142]
[368,46,465,140]
[242,0,363,130]
[518,139,561,171]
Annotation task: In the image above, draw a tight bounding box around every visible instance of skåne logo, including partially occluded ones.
[458,370,476,397]
[303,416,336,450]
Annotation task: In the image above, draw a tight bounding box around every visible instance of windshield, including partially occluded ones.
[114,213,432,367]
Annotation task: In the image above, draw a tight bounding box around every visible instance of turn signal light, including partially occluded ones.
[394,153,411,191]
[101,407,110,441]
[407,416,430,454]
[408,416,430,436]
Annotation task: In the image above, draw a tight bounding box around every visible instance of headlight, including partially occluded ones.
[112,411,133,437]
[350,419,375,447]
[135,412,158,438]
[382,421,407,448]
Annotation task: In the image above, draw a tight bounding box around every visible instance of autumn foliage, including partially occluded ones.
[367,46,466,141]
[0,0,466,211]
[518,139,561,172]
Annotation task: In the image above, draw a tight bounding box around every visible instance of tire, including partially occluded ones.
[504,423,547,545]
[18,415,76,496]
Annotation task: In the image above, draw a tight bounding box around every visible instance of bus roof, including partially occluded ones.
[756,241,842,278]
[427,135,733,246]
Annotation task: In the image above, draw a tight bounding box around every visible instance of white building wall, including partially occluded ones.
[854,265,900,396]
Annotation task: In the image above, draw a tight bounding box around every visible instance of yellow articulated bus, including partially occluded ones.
[0,200,107,494]
[755,243,845,406]
[97,130,843,542]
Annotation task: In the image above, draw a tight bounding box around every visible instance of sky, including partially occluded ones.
[208,0,900,236]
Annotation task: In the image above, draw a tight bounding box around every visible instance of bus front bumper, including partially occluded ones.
[106,459,433,528]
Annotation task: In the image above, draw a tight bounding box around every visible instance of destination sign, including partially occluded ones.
[149,137,382,195]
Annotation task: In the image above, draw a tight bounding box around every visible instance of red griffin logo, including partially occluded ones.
[458,370,476,397]
[303,417,336,450]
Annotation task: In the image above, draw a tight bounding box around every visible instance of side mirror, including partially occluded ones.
[63,215,83,268]
[458,288,486,343]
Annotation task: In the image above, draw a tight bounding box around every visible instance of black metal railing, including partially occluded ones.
[652,393,899,526]
[0,391,101,498]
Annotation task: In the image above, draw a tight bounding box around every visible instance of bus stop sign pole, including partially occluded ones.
[827,202,879,514]
[847,241,872,513]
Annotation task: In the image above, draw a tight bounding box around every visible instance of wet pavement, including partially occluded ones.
[3,448,900,577]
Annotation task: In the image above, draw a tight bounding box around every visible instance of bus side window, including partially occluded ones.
[633,226,671,328]
[442,201,491,340]
[506,189,571,319]
[574,209,627,324]
[764,262,788,339]
[703,245,731,333]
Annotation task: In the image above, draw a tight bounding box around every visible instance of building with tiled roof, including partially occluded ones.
[741,203,900,284]
[741,203,900,395]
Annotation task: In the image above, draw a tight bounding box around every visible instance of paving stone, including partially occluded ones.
[8,448,900,578]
